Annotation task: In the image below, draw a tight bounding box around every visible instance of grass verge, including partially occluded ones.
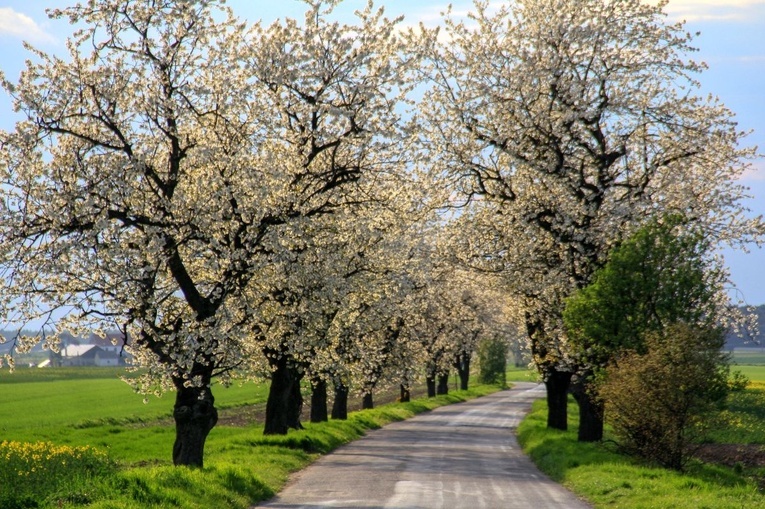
[517,396,765,508]
[1,384,501,508]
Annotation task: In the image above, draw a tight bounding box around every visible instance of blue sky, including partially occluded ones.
[1,0,764,304]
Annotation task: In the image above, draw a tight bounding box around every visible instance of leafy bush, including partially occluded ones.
[563,215,731,442]
[728,370,750,392]
[477,336,507,386]
[598,323,730,470]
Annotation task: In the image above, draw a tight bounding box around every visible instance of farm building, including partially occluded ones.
[86,331,128,356]
[57,345,121,367]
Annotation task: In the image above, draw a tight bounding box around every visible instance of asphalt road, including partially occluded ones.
[252,382,591,509]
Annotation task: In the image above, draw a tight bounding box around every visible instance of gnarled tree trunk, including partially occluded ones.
[287,369,304,431]
[331,382,348,420]
[400,384,411,403]
[362,391,374,410]
[455,353,470,390]
[570,378,604,442]
[264,352,303,435]
[437,373,449,395]
[172,381,218,467]
[310,379,328,423]
[426,374,437,398]
[527,312,572,431]
[545,368,572,431]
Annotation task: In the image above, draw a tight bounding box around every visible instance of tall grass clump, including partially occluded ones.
[0,440,114,508]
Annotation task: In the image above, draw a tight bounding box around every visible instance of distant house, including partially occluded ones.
[87,332,129,356]
[58,345,120,367]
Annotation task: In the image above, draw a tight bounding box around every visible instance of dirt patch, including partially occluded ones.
[217,402,268,427]
[694,443,765,468]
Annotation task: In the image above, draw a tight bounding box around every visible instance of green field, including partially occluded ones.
[0,367,273,464]
[0,369,267,426]
[731,349,765,382]
[0,366,501,508]
[2,356,762,508]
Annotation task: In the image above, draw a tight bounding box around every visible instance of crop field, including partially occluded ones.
[0,367,276,468]
[1,368,265,441]
[731,349,765,382]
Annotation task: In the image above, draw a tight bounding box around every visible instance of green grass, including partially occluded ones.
[516,354,765,509]
[518,397,765,508]
[506,365,540,382]
[0,367,502,508]
[12,359,762,508]
[706,381,765,444]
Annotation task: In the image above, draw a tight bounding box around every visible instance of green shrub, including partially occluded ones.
[728,370,750,392]
[598,323,730,470]
[477,336,508,386]
[518,398,765,508]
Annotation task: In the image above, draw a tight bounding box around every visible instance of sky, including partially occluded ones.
[0,0,763,303]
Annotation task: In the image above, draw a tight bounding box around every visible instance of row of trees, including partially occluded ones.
[418,0,761,444]
[0,0,518,466]
[0,0,760,467]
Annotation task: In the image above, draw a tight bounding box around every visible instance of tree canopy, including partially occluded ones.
[0,0,426,465]
[418,0,761,429]
[564,215,731,372]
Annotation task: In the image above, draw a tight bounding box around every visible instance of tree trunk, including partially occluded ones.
[426,375,437,397]
[310,379,328,423]
[400,384,411,403]
[570,378,604,442]
[526,311,571,430]
[331,382,348,420]
[362,392,374,410]
[172,383,218,467]
[437,374,449,395]
[456,354,470,391]
[264,354,303,435]
[287,368,304,431]
[545,369,572,431]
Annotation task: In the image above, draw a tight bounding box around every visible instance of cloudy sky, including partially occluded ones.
[0,0,764,303]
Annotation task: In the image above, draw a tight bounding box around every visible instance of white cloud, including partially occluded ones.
[648,0,765,22]
[0,8,55,44]
[737,55,765,63]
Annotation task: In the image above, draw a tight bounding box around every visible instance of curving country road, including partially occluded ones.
[252,382,591,509]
